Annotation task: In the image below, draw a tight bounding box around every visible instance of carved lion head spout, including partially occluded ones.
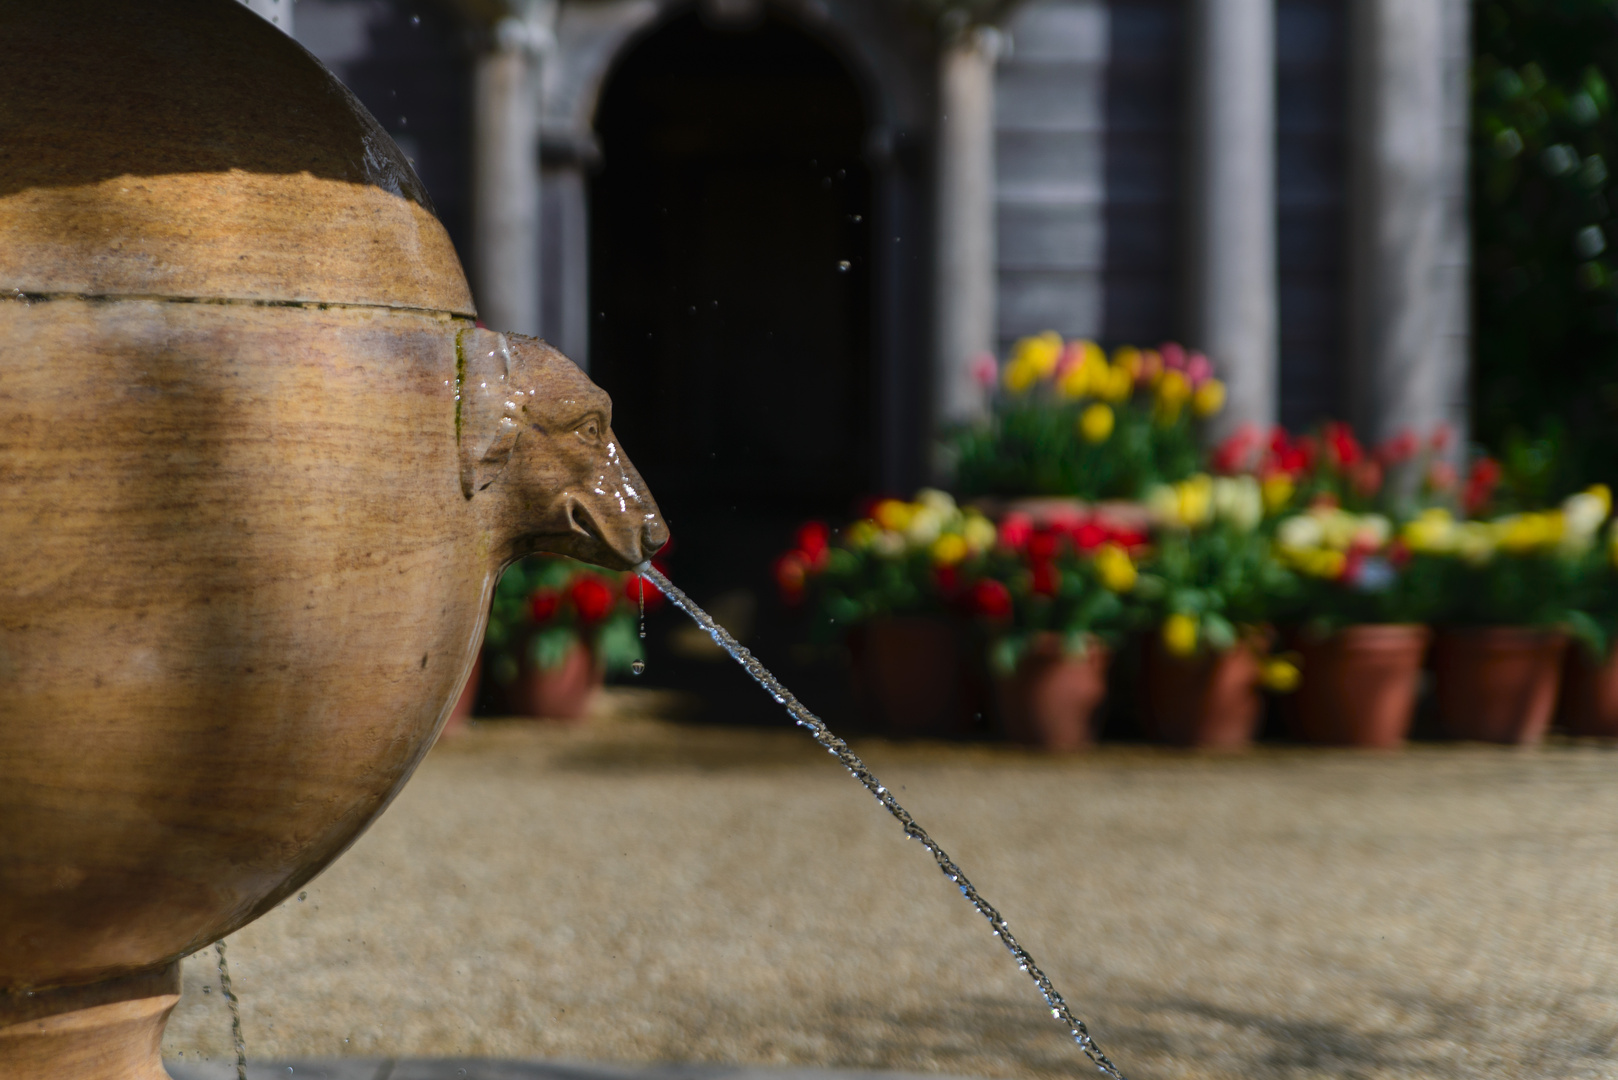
[458,327,669,572]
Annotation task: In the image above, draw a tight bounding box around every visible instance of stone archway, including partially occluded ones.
[543,0,933,714]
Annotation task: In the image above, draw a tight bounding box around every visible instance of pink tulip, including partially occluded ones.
[970,351,999,390]
[1186,352,1212,385]
[1160,342,1187,370]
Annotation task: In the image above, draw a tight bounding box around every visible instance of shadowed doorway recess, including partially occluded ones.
[589,7,874,715]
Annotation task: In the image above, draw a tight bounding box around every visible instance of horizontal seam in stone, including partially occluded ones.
[0,290,472,319]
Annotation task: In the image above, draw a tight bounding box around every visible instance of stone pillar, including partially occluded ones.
[473,5,555,337]
[539,132,598,367]
[934,26,1001,431]
[1182,0,1277,440]
[1346,0,1468,446]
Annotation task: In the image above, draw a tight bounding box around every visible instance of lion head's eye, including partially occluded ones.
[579,418,601,442]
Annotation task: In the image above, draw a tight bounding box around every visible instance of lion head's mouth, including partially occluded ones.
[560,496,668,571]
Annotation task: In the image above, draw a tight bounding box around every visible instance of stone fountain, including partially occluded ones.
[0,3,665,1077]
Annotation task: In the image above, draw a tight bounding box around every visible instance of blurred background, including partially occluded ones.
[234,0,1615,728]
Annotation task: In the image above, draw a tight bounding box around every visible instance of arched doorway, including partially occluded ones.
[589,6,874,555]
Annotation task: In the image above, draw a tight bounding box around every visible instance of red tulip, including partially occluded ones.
[1323,422,1363,468]
[773,552,811,604]
[1426,460,1458,493]
[1026,529,1059,562]
[622,573,664,611]
[970,579,1013,619]
[569,576,615,622]
[529,589,560,623]
[1213,423,1262,473]
[796,521,830,565]
[1375,429,1419,466]
[998,512,1034,551]
[1030,560,1060,596]
[1074,521,1107,552]
[1348,459,1383,498]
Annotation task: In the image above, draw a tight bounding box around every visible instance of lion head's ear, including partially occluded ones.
[456,327,521,499]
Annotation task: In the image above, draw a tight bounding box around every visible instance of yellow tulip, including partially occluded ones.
[1003,358,1039,394]
[1094,543,1137,592]
[1155,369,1191,424]
[1157,369,1191,406]
[1112,345,1143,380]
[1079,402,1115,444]
[1056,356,1093,400]
[1101,363,1134,403]
[1177,474,1214,527]
[1079,339,1107,372]
[1591,484,1614,517]
[872,499,914,532]
[1162,613,1198,657]
[1402,508,1455,553]
[962,512,998,552]
[1261,473,1295,514]
[1011,332,1063,378]
[1309,549,1347,579]
[1260,658,1302,693]
[845,520,880,549]
[931,533,969,566]
[1191,378,1226,418]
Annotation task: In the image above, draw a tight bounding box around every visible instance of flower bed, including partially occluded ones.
[772,332,1618,749]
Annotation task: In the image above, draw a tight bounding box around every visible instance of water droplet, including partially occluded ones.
[203,986,211,994]
[298,891,307,902]
[837,260,851,272]
[631,659,646,676]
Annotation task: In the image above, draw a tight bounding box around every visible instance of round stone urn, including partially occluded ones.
[0,3,665,1077]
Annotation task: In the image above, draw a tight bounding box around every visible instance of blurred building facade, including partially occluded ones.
[248,0,1471,509]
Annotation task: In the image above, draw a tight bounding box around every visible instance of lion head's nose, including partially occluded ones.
[641,514,670,558]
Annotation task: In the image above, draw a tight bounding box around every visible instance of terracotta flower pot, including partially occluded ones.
[517,642,604,721]
[0,7,668,1078]
[848,616,987,737]
[1433,627,1567,744]
[1559,645,1618,737]
[995,635,1110,751]
[1290,625,1430,748]
[1143,638,1264,749]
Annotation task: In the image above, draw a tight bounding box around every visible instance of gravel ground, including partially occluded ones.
[163,690,1618,1080]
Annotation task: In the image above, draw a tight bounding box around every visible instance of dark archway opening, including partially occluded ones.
[590,8,874,717]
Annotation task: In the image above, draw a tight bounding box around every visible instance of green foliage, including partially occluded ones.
[1138,525,1300,652]
[1474,0,1618,491]
[486,556,642,678]
[952,399,1202,501]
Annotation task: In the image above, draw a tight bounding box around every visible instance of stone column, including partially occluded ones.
[539,132,598,367]
[473,4,555,337]
[1182,0,1277,440]
[1346,0,1468,446]
[235,0,292,34]
[934,26,1002,431]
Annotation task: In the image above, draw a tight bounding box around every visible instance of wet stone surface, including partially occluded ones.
[164,692,1618,1080]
